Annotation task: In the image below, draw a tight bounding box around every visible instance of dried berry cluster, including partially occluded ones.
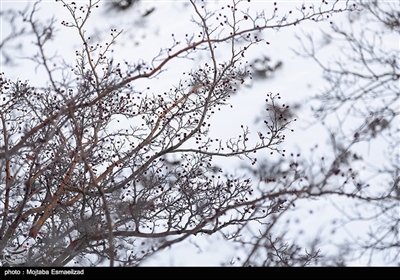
[0,0,360,266]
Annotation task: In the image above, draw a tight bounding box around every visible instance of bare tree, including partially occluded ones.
[277,0,399,266]
[0,6,33,66]
[0,0,355,266]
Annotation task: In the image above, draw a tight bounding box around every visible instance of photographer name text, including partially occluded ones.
[4,268,84,276]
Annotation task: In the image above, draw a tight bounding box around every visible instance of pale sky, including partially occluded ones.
[1,0,398,266]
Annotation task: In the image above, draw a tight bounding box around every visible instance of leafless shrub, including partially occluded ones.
[0,0,356,266]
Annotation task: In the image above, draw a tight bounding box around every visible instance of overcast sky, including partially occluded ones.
[1,0,398,266]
